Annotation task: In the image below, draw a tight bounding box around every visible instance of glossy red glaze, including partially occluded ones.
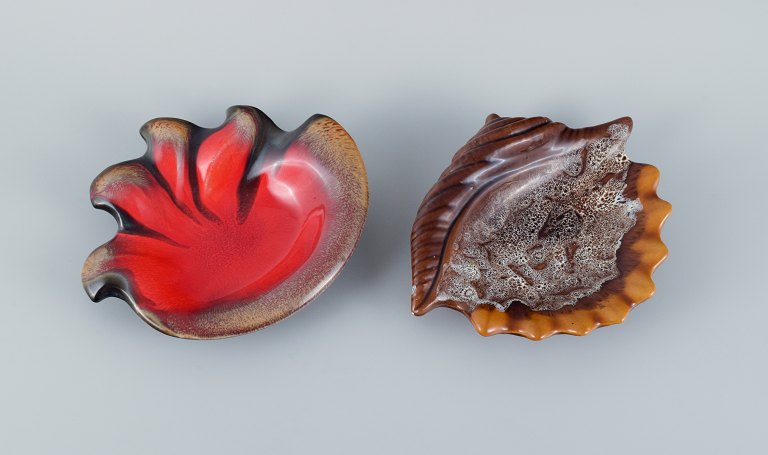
[99,145,328,314]
[83,107,368,338]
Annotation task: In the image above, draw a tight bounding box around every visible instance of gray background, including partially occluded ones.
[1,0,765,453]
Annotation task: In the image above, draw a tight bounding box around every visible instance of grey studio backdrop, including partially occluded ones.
[1,0,765,453]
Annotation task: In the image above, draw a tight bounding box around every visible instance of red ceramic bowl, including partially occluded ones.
[83,106,368,339]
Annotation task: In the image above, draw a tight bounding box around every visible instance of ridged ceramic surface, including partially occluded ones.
[411,114,670,339]
[82,106,368,339]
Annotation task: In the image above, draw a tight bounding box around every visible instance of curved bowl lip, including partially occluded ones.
[82,106,369,340]
[101,181,370,341]
[413,163,671,340]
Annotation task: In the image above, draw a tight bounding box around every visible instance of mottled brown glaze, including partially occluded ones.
[411,114,670,339]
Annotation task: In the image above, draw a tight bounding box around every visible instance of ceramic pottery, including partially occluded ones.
[82,106,368,339]
[410,114,670,339]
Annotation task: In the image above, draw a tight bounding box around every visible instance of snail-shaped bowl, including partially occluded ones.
[411,115,670,339]
[82,106,368,339]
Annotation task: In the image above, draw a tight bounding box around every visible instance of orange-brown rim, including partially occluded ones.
[416,163,671,340]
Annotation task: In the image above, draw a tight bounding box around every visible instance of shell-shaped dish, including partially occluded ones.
[83,106,368,339]
[411,114,670,339]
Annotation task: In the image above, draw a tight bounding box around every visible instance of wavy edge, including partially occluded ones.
[465,163,670,339]
[410,115,670,339]
[82,107,368,339]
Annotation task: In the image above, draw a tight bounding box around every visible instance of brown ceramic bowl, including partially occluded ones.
[411,115,671,339]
